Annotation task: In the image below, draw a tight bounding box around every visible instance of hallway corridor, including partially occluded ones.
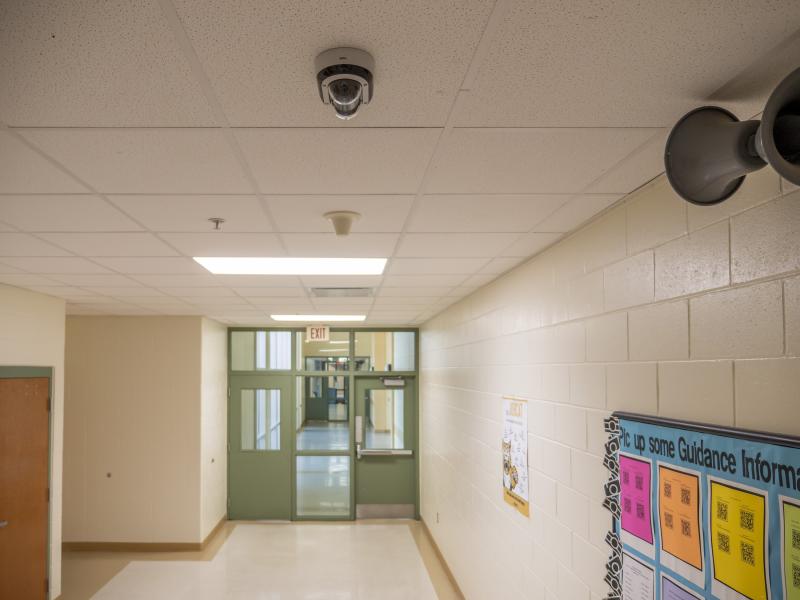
[60,522,461,600]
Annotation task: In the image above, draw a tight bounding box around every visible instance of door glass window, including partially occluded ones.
[241,388,281,450]
[297,331,350,371]
[364,389,405,449]
[354,331,415,371]
[296,456,350,517]
[232,331,292,371]
[295,376,349,450]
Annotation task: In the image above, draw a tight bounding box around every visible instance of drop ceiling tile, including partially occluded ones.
[0,1,215,126]
[130,274,222,287]
[373,296,439,306]
[84,287,166,298]
[38,233,178,257]
[446,286,478,297]
[91,257,206,275]
[47,274,141,287]
[63,295,116,304]
[0,233,71,256]
[379,287,452,297]
[533,195,621,232]
[395,233,516,258]
[249,302,314,311]
[20,129,250,194]
[173,0,493,127]
[0,195,141,231]
[409,194,569,232]
[0,261,22,273]
[282,234,398,258]
[455,1,800,127]
[585,130,668,194]
[179,296,250,306]
[388,258,489,275]
[500,233,562,258]
[428,128,657,194]
[0,222,14,232]
[0,273,63,287]
[123,297,193,306]
[27,286,98,298]
[312,297,373,307]
[480,257,526,274]
[460,273,499,288]
[213,275,303,288]
[110,195,273,232]
[233,288,307,298]
[267,195,413,233]
[235,129,440,194]
[66,304,113,315]
[300,275,383,288]
[0,131,87,193]
[382,274,468,288]
[0,257,111,273]
[158,233,285,257]
[159,287,237,298]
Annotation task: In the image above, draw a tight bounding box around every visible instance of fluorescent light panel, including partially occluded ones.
[194,257,386,275]
[271,314,366,322]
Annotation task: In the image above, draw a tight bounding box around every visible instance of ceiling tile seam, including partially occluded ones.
[0,127,197,273]
[367,0,513,320]
[575,128,667,195]
[158,0,312,314]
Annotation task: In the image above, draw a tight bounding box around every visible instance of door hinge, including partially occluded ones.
[45,577,49,594]
[47,395,51,412]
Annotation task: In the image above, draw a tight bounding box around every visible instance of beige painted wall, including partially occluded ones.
[63,316,224,544]
[0,285,66,599]
[419,169,800,599]
[200,318,227,539]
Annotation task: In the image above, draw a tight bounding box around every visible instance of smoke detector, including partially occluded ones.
[324,211,361,236]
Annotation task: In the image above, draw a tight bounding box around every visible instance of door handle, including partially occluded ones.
[0,520,8,528]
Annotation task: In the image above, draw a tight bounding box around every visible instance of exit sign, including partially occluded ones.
[306,325,330,342]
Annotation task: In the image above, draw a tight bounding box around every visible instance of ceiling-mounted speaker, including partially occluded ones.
[665,66,800,205]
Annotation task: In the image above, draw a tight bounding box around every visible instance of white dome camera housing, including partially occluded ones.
[315,47,374,120]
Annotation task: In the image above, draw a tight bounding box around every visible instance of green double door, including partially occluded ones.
[228,375,292,519]
[228,374,417,520]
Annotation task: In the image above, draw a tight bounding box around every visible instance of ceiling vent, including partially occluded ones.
[310,287,374,298]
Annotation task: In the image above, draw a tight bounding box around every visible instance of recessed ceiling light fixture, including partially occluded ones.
[193,257,386,275]
[270,314,366,322]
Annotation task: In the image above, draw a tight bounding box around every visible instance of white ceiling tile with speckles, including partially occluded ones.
[19,129,251,194]
[0,131,88,193]
[110,196,274,232]
[172,0,495,127]
[455,0,800,127]
[427,128,659,194]
[235,129,441,194]
[0,0,215,126]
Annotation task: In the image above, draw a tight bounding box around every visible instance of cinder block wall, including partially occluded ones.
[419,168,800,599]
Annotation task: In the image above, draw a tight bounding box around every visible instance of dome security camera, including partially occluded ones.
[315,48,374,120]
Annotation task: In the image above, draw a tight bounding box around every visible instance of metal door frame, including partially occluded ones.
[227,328,419,521]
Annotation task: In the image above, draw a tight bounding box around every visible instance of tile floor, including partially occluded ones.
[61,521,462,600]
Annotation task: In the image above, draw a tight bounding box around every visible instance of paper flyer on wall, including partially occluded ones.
[502,396,528,517]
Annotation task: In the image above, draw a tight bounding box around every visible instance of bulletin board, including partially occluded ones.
[602,412,800,600]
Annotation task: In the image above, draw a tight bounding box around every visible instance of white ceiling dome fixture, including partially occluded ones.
[324,211,362,236]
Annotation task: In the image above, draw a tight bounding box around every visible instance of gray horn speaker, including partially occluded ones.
[665,66,800,205]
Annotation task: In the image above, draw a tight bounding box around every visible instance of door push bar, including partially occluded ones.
[356,443,413,460]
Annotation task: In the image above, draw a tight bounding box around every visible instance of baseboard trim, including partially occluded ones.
[420,517,465,599]
[63,516,227,553]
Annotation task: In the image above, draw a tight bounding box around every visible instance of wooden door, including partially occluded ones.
[0,377,50,600]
